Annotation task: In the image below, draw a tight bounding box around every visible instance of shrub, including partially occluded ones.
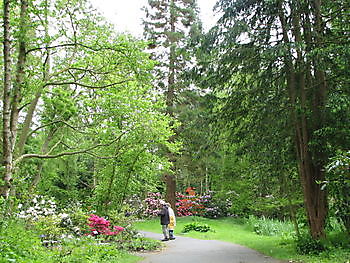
[199,192,230,218]
[176,193,205,217]
[142,192,163,217]
[17,195,57,221]
[122,194,146,218]
[182,222,212,233]
[56,237,138,262]
[104,209,140,243]
[295,234,326,255]
[86,214,124,237]
[61,206,89,236]
[34,214,67,244]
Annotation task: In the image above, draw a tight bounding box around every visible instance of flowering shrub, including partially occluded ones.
[122,194,146,218]
[142,192,163,217]
[176,192,205,217]
[176,191,230,218]
[87,214,124,236]
[17,195,57,220]
[141,191,231,218]
[200,192,230,218]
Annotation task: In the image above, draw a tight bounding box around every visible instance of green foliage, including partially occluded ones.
[295,234,326,255]
[33,215,66,241]
[326,151,350,235]
[246,215,295,237]
[118,237,161,252]
[0,220,56,262]
[62,204,89,235]
[2,0,175,216]
[182,221,212,233]
[55,238,139,263]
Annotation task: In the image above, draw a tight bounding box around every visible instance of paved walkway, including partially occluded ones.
[137,231,287,263]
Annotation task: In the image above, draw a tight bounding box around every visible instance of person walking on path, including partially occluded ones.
[166,202,176,240]
[158,200,170,241]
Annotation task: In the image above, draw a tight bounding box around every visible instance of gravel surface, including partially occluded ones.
[137,231,288,263]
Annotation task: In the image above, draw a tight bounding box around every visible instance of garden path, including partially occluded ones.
[137,231,287,263]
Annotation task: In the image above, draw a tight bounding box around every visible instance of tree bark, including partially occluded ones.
[1,0,13,198]
[164,0,177,212]
[1,0,28,198]
[278,0,328,239]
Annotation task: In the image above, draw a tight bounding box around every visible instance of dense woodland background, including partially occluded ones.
[1,0,349,257]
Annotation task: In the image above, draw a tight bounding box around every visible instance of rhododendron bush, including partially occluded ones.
[176,193,206,217]
[142,191,230,218]
[87,214,124,236]
[142,192,163,217]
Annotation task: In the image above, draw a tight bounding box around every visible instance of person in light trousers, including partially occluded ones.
[158,200,170,241]
[166,202,176,240]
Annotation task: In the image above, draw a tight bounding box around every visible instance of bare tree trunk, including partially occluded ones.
[1,0,29,198]
[1,0,13,198]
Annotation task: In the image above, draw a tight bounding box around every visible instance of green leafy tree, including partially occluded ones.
[1,0,175,210]
[198,0,350,238]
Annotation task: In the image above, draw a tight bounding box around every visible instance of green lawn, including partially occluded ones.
[134,216,350,263]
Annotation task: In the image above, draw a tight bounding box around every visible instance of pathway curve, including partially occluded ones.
[137,231,287,263]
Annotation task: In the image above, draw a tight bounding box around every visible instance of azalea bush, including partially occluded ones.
[176,192,205,217]
[87,214,124,237]
[141,191,231,218]
[176,191,230,218]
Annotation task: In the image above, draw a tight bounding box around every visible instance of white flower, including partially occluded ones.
[18,203,23,209]
[60,213,69,218]
[18,211,27,218]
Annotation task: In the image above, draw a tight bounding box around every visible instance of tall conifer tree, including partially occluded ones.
[142,0,202,210]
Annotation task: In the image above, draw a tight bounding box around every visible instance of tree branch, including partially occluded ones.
[26,42,126,55]
[43,79,134,89]
[14,132,126,165]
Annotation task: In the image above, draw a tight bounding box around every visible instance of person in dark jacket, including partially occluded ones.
[158,200,170,241]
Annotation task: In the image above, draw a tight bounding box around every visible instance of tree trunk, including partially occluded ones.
[29,128,57,192]
[278,0,328,239]
[1,0,29,198]
[1,0,13,198]
[17,0,49,157]
[164,0,177,212]
[165,173,176,211]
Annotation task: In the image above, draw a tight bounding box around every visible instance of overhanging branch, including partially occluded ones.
[14,131,126,165]
[43,79,134,89]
